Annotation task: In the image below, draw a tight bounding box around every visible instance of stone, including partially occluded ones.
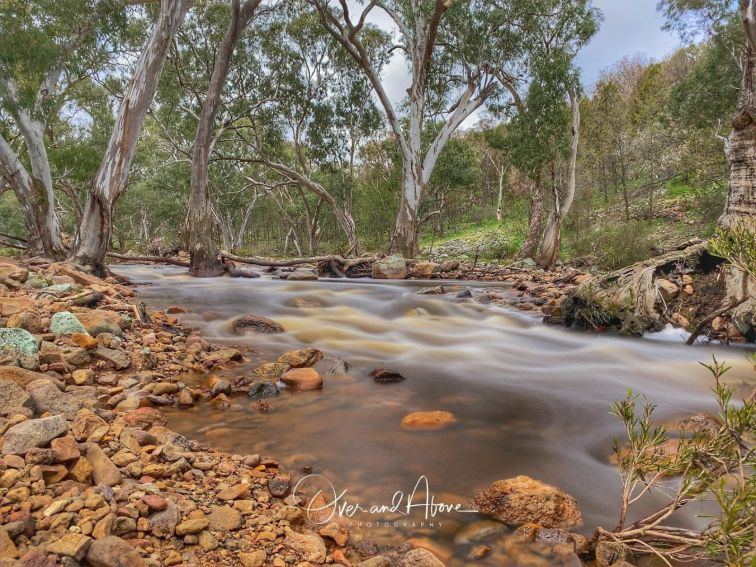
[72,409,108,441]
[198,530,218,551]
[0,366,48,388]
[595,541,633,567]
[0,327,39,369]
[217,483,249,500]
[313,357,349,377]
[67,457,93,483]
[142,494,168,511]
[412,262,441,277]
[318,522,349,546]
[0,297,34,317]
[0,380,34,416]
[670,313,689,329]
[356,557,392,567]
[207,505,242,531]
[0,263,28,287]
[124,407,167,429]
[277,347,323,368]
[281,368,323,391]
[252,362,290,379]
[175,516,209,535]
[471,475,583,529]
[286,269,318,281]
[372,255,407,279]
[0,526,18,558]
[2,415,68,455]
[239,550,267,567]
[249,381,280,400]
[440,260,460,272]
[75,310,125,337]
[72,368,95,386]
[26,378,82,419]
[268,474,291,497]
[232,314,284,334]
[284,530,326,563]
[85,443,122,487]
[152,382,177,396]
[45,533,92,561]
[49,312,88,335]
[401,411,456,430]
[453,520,507,547]
[399,549,445,567]
[656,278,679,302]
[93,346,131,370]
[7,311,45,333]
[71,332,98,349]
[50,435,80,462]
[369,368,405,383]
[86,536,146,567]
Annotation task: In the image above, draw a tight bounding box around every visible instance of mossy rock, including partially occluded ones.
[49,312,88,336]
[24,273,49,289]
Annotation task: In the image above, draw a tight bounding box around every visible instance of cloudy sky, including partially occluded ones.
[369,0,681,108]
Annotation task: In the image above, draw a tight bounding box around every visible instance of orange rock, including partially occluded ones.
[71,332,98,350]
[401,411,456,430]
[281,368,323,391]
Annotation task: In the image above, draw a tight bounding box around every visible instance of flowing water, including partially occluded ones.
[115,264,754,565]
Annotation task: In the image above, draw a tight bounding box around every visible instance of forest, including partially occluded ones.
[0,1,754,566]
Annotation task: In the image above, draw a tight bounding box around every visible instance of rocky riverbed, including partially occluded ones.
[0,256,712,567]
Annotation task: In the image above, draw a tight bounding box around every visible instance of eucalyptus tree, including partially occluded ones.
[307,0,598,256]
[0,0,123,257]
[71,0,194,271]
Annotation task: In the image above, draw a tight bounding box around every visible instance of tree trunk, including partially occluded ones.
[519,174,545,260]
[720,40,756,332]
[185,0,260,277]
[538,89,581,269]
[71,0,193,272]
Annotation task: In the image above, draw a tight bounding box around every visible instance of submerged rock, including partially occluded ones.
[471,475,582,530]
[401,411,456,430]
[232,314,284,334]
[249,381,280,400]
[369,368,406,383]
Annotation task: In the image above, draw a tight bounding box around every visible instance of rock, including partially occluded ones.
[67,456,93,482]
[471,475,582,529]
[440,260,460,272]
[6,311,45,333]
[26,378,82,419]
[74,310,125,337]
[656,278,679,302]
[149,502,181,538]
[232,314,284,334]
[284,530,326,563]
[286,269,318,281]
[239,550,267,567]
[0,297,34,317]
[142,494,168,511]
[318,522,349,546]
[2,415,68,455]
[0,526,17,558]
[207,505,242,531]
[595,541,633,567]
[356,557,391,567]
[249,381,280,400]
[0,366,48,388]
[277,347,323,368]
[0,327,39,369]
[45,533,92,561]
[399,549,445,567]
[369,368,405,383]
[50,435,80,462]
[670,313,689,329]
[574,274,592,284]
[268,473,291,497]
[86,536,145,567]
[252,362,290,379]
[401,411,456,430]
[85,443,122,487]
[372,255,407,279]
[49,312,88,335]
[0,380,34,416]
[72,368,95,386]
[281,368,323,391]
[93,346,131,370]
[453,521,507,547]
[413,262,441,277]
[175,516,209,536]
[71,409,108,441]
[124,407,167,429]
[313,357,349,377]
[71,332,98,349]
[0,263,28,287]
[217,483,249,500]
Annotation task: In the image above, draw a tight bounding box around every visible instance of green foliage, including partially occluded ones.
[606,356,755,564]
[709,224,756,279]
[566,220,656,269]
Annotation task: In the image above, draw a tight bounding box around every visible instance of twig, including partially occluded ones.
[685,296,750,345]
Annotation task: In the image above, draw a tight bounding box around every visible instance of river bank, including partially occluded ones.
[0,257,752,567]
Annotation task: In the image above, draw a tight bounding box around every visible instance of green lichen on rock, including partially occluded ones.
[49,312,88,336]
[24,273,49,289]
[0,327,40,369]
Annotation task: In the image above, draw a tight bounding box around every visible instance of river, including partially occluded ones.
[115,264,754,565]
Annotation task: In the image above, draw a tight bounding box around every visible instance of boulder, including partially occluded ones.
[0,380,35,416]
[412,262,441,277]
[232,314,284,334]
[277,347,323,368]
[471,475,582,529]
[75,310,126,337]
[85,443,122,487]
[85,536,145,567]
[399,549,445,567]
[93,346,131,370]
[372,255,407,279]
[313,357,349,377]
[249,382,280,400]
[0,366,50,388]
[2,415,68,455]
[655,278,679,302]
[252,362,290,379]
[0,297,34,317]
[26,378,82,419]
[401,411,456,430]
[49,312,88,335]
[286,269,318,281]
[6,311,45,333]
[0,263,28,287]
[0,327,39,369]
[281,368,323,391]
[284,530,326,564]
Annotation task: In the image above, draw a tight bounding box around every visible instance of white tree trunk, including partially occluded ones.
[72,0,194,270]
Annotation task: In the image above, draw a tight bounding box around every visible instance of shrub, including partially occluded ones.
[567,220,656,270]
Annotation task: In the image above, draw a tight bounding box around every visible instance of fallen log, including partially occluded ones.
[106,252,190,267]
[220,250,375,272]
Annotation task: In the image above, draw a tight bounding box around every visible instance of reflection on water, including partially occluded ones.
[115,264,754,565]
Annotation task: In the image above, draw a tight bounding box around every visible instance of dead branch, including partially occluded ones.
[220,250,375,271]
[106,252,191,267]
[685,296,750,345]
